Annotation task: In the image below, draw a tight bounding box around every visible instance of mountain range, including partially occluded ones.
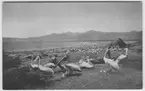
[3,30,142,51]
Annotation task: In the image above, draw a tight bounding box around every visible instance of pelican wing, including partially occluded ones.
[79,61,94,68]
[31,64,38,68]
[39,65,54,73]
[65,63,81,71]
[44,63,56,68]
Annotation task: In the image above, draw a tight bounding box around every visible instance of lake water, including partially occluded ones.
[5,40,136,52]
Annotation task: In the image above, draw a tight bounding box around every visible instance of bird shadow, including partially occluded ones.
[81,67,95,70]
[106,70,125,77]
[67,72,82,77]
[48,73,82,83]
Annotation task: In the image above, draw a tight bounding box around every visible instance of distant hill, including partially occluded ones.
[77,30,142,41]
[3,30,142,51]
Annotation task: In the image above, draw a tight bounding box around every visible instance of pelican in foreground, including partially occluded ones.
[115,48,128,64]
[25,55,39,69]
[28,55,55,76]
[44,63,56,68]
[37,56,55,76]
[79,57,94,69]
[62,56,96,77]
[61,63,82,77]
[103,47,128,72]
[103,48,120,72]
[31,55,40,69]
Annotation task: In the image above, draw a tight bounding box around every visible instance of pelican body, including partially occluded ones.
[103,48,128,72]
[29,55,55,76]
[61,63,82,77]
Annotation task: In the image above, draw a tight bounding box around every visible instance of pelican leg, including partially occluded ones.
[106,64,111,72]
[65,71,69,77]
[109,66,113,72]
[63,66,71,77]
[62,71,67,78]
[105,70,108,76]
[65,68,71,76]
[73,71,76,74]
[69,69,73,75]
[117,66,121,72]
[65,68,70,76]
[58,64,66,73]
[52,71,55,77]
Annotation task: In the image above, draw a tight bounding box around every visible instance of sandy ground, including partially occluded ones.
[26,49,142,89]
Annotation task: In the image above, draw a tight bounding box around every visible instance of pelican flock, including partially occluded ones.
[23,38,128,79]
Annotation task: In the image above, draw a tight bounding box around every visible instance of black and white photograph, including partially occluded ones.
[2,1,142,89]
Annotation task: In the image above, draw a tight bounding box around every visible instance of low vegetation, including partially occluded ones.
[3,40,142,89]
[3,51,52,89]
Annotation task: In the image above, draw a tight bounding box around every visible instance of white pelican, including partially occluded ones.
[79,61,94,69]
[103,48,120,72]
[30,55,39,69]
[79,57,85,64]
[79,57,94,69]
[61,63,82,77]
[103,47,128,72]
[115,48,128,64]
[87,58,99,64]
[25,55,39,69]
[44,63,56,68]
[35,55,55,76]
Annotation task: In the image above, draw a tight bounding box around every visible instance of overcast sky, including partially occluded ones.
[2,2,142,38]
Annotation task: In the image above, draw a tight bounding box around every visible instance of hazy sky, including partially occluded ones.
[3,2,142,38]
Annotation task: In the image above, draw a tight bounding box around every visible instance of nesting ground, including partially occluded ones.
[4,41,142,89]
[24,48,142,89]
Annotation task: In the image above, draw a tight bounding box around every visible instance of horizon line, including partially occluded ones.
[3,30,142,39]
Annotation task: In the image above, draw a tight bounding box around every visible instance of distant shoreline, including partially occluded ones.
[4,40,138,53]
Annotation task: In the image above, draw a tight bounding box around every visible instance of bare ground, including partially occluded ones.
[24,49,142,89]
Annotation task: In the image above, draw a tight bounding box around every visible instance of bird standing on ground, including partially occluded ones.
[37,55,55,76]
[29,55,55,76]
[103,47,128,72]
[103,48,120,72]
[25,54,39,70]
[49,54,66,73]
[61,63,82,77]
[43,62,56,68]
[30,55,39,69]
[115,48,128,64]
[79,56,94,69]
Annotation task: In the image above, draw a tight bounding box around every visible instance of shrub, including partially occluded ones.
[3,51,52,89]
[3,52,21,70]
[3,64,50,89]
[3,68,23,89]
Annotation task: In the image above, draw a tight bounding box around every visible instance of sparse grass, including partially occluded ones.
[3,40,142,89]
[3,52,21,70]
[3,51,53,89]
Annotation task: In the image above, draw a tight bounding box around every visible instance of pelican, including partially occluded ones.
[103,48,120,72]
[79,57,94,69]
[79,56,85,64]
[44,63,56,68]
[115,48,128,64]
[65,63,82,72]
[79,61,94,69]
[61,63,82,77]
[32,55,55,76]
[44,54,57,68]
[103,47,128,72]
[25,55,39,69]
[30,55,39,69]
[87,58,99,64]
